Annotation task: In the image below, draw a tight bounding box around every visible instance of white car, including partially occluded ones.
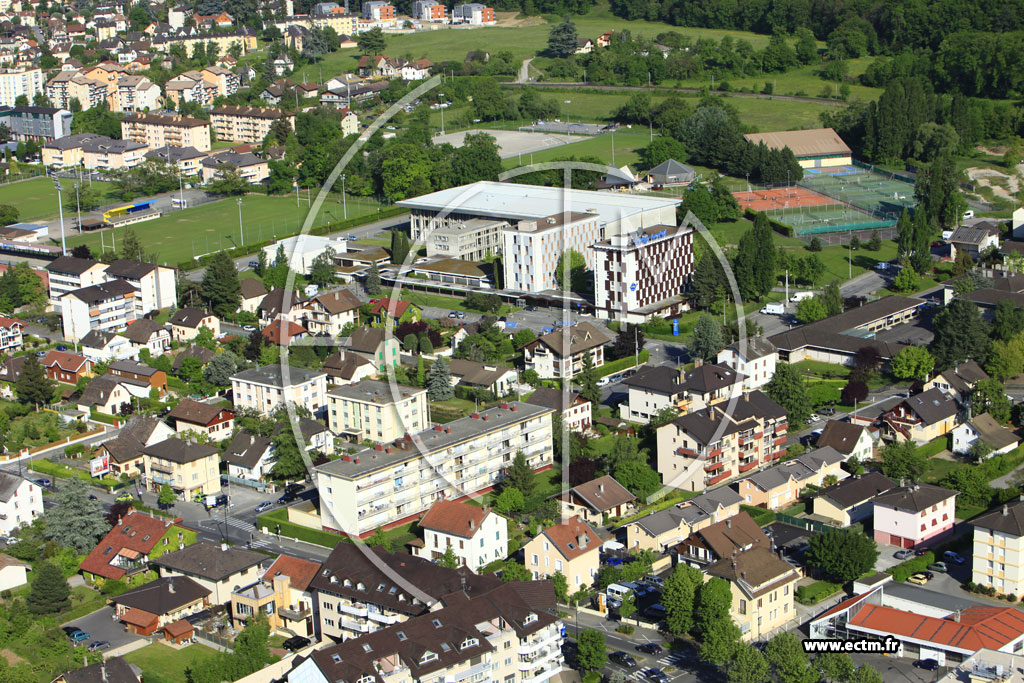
[597,377,611,387]
[805,414,821,424]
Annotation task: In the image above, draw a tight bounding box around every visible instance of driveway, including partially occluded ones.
[64,606,146,651]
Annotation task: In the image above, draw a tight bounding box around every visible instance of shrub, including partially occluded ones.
[795,581,842,605]
[616,624,635,634]
[1009,594,1017,602]
[886,552,935,582]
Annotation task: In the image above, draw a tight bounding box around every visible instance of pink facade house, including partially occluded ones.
[872,483,957,549]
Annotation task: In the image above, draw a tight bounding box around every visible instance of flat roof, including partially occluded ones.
[327,379,424,405]
[396,181,680,226]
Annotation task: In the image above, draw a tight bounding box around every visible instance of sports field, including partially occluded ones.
[0,177,119,222]
[65,193,386,265]
[797,165,917,220]
[733,185,838,212]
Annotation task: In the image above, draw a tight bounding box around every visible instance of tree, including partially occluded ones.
[158,483,177,508]
[547,18,578,58]
[366,527,393,552]
[765,363,811,425]
[577,351,601,405]
[729,643,770,683]
[806,528,880,582]
[403,333,419,353]
[816,652,855,683]
[891,346,935,381]
[822,281,842,317]
[930,299,990,369]
[204,352,238,386]
[642,137,686,169]
[613,461,661,502]
[389,229,411,267]
[552,571,569,602]
[309,247,337,287]
[27,562,70,614]
[365,261,382,295]
[992,300,1024,342]
[850,665,884,683]
[700,619,742,665]
[505,450,536,497]
[500,560,531,582]
[120,227,145,261]
[840,379,869,406]
[576,629,607,672]
[201,251,242,318]
[14,354,54,407]
[662,563,702,635]
[271,427,306,480]
[612,323,645,361]
[695,576,733,638]
[357,26,386,54]
[43,480,109,554]
[734,213,776,300]
[940,466,990,507]
[867,230,882,251]
[426,357,454,400]
[974,378,1012,423]
[880,441,927,482]
[495,486,525,514]
[691,313,724,360]
[795,28,818,64]
[795,296,828,323]
[808,237,823,251]
[0,203,18,226]
[765,632,816,683]
[233,612,273,674]
[438,547,459,569]
[554,249,588,293]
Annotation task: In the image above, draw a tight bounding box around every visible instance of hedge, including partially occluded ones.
[741,504,776,526]
[89,409,119,425]
[744,208,794,237]
[886,551,935,582]
[257,509,344,548]
[30,459,120,489]
[917,437,949,459]
[595,350,650,379]
[795,580,843,605]
[176,206,406,272]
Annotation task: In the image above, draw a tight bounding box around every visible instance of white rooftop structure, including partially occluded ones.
[262,234,347,275]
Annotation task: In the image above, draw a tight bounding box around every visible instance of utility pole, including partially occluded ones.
[74,183,81,234]
[53,179,66,255]
[341,173,347,219]
[634,325,639,368]
[237,197,244,245]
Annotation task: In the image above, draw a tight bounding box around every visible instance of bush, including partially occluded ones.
[740,504,776,526]
[616,624,635,634]
[595,351,650,379]
[886,552,935,582]
[795,581,842,605]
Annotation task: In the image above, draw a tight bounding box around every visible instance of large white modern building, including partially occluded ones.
[315,401,553,537]
[230,364,329,419]
[61,279,138,343]
[0,68,43,107]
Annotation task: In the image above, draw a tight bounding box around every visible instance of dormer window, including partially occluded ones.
[460,637,479,650]
[357,675,374,683]
[357,582,366,591]
[441,643,450,652]
[344,579,353,587]
[332,655,342,663]
[362,644,372,653]
[389,587,397,594]
[397,631,407,641]
[377,583,385,592]
[432,619,442,628]
[524,613,538,625]
[420,651,438,664]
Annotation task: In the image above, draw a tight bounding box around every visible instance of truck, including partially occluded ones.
[760,302,785,315]
[790,291,816,303]
[204,494,228,510]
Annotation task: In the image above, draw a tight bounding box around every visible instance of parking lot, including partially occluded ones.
[63,606,145,652]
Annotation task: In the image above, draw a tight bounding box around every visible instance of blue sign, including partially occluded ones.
[672,319,679,336]
[631,229,668,247]
[630,283,637,292]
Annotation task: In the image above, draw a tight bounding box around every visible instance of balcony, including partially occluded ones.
[340,617,371,633]
[704,460,724,473]
[738,460,758,473]
[278,604,311,621]
[518,629,562,656]
[150,473,175,486]
[366,610,399,624]
[336,602,369,617]
[523,661,562,683]
[705,470,732,486]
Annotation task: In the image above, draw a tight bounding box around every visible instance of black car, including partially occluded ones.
[283,636,312,651]
[914,659,939,671]
[285,483,305,495]
[277,492,297,505]
[635,643,663,655]
[609,652,637,668]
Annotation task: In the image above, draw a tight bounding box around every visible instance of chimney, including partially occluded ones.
[168,579,175,593]
[468,519,475,530]
[726,519,731,528]
[118,517,123,525]
[598,483,604,493]
[578,534,587,549]
[954,609,961,622]
[221,542,228,552]
[1004,505,1009,516]
[694,358,703,368]
[744,393,749,402]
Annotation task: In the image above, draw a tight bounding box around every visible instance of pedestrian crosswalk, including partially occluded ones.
[655,653,688,668]
[222,517,273,549]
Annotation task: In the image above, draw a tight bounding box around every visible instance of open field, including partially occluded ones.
[0,177,119,222]
[670,58,882,103]
[65,193,386,265]
[499,128,651,168]
[123,643,221,681]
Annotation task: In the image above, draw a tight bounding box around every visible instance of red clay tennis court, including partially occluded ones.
[733,186,838,211]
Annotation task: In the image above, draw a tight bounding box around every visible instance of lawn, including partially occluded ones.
[123,642,221,681]
[4,409,80,450]
[65,192,387,266]
[778,240,900,284]
[399,290,517,315]
[0,177,119,223]
[500,128,652,169]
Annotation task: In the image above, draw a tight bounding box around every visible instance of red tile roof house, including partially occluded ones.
[369,297,420,325]
[166,398,235,440]
[79,509,192,583]
[261,319,308,345]
[41,350,91,384]
[409,500,507,572]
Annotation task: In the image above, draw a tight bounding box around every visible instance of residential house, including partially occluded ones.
[79,329,136,363]
[717,337,778,391]
[524,387,592,433]
[145,145,207,175]
[257,288,306,328]
[53,657,141,683]
[523,516,600,593]
[45,254,109,312]
[322,350,376,386]
[110,575,211,635]
[108,359,167,394]
[222,430,275,480]
[447,359,517,398]
[121,318,171,355]
[675,511,769,567]
[972,499,1024,596]
[302,288,361,337]
[347,326,400,372]
[732,447,847,511]
[554,475,635,526]
[618,363,687,424]
[0,316,23,353]
[0,473,42,536]
[815,420,874,463]
[521,322,611,380]
[167,398,235,440]
[152,541,265,604]
[272,417,335,456]
[950,223,1000,260]
[173,346,216,374]
[872,483,958,549]
[78,509,193,582]
[41,350,91,384]
[142,438,222,500]
[169,307,220,342]
[230,364,329,418]
[231,553,321,637]
[368,297,420,326]
[339,107,359,136]
[77,375,149,416]
[200,151,269,184]
[810,472,897,527]
[625,487,743,552]
[411,500,507,572]
[656,391,789,492]
[239,278,268,314]
[924,360,989,402]
[706,545,800,641]
[952,413,1020,457]
[93,415,174,477]
[326,379,428,443]
[0,554,30,592]
[881,388,960,444]
[60,279,138,343]
[261,319,308,345]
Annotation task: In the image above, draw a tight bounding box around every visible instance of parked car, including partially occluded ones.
[894,549,914,560]
[114,492,134,503]
[907,572,930,585]
[88,641,110,652]
[643,575,665,589]
[635,643,663,655]
[820,406,837,416]
[943,551,966,565]
[248,261,259,268]
[34,351,45,357]
[525,305,537,311]
[67,629,89,643]
[33,478,51,488]
[285,483,305,495]
[277,492,297,505]
[643,668,669,683]
[927,562,948,573]
[61,627,78,637]
[255,501,274,513]
[283,635,312,651]
[604,556,623,567]
[242,324,256,332]
[87,494,98,501]
[56,345,67,351]
[448,311,458,318]
[457,311,466,319]
[914,659,939,671]
[610,652,637,668]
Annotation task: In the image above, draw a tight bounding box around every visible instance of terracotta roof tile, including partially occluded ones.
[540,516,599,561]
[261,554,321,591]
[418,500,489,538]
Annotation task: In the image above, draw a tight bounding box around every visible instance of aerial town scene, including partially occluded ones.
[0,0,1021,681]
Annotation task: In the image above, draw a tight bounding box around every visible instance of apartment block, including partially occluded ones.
[361,1,395,21]
[231,554,320,638]
[592,224,693,322]
[972,500,1024,597]
[115,75,161,112]
[104,260,177,315]
[452,3,494,24]
[142,438,221,500]
[327,379,428,443]
[502,212,603,293]
[0,105,72,143]
[425,218,506,262]
[210,105,295,144]
[0,67,42,107]
[733,446,846,510]
[707,546,800,642]
[717,337,778,391]
[412,0,446,20]
[656,391,789,493]
[521,322,611,380]
[316,401,554,537]
[200,152,269,184]
[0,473,42,537]
[46,71,107,110]
[524,516,600,593]
[82,137,148,171]
[301,288,361,337]
[230,364,328,418]
[121,113,211,152]
[200,66,239,98]
[60,279,138,343]
[619,361,745,424]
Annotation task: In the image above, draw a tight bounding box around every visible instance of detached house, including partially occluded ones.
[676,511,769,567]
[0,316,23,353]
[717,337,778,391]
[625,487,742,552]
[79,509,194,582]
[231,553,321,638]
[222,430,274,480]
[707,546,800,642]
[810,472,897,527]
[239,278,268,314]
[952,413,1020,457]
[111,576,211,636]
[169,307,219,342]
[142,438,221,500]
[347,326,399,372]
[41,350,91,384]
[881,388,960,444]
[152,541,266,604]
[815,420,873,463]
[167,398,235,439]
[554,475,635,526]
[524,516,600,593]
[923,360,988,402]
[525,387,591,433]
[447,359,517,397]
[121,318,171,355]
[411,499,507,572]
[521,322,611,380]
[732,446,847,511]
[303,288,361,336]
[322,350,376,386]
[93,415,174,477]
[872,483,958,549]
[108,359,167,394]
[0,473,42,537]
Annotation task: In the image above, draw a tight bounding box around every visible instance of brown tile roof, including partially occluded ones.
[172,345,215,371]
[79,510,187,580]
[113,576,209,615]
[540,516,600,561]
[42,350,89,373]
[0,553,30,570]
[120,318,168,344]
[261,319,307,344]
[559,475,635,513]
[239,278,268,300]
[815,420,868,455]
[261,554,321,591]
[163,619,193,638]
[418,500,489,538]
[169,307,214,329]
[369,297,413,319]
[684,511,768,559]
[965,412,1019,451]
[813,472,896,510]
[167,398,230,426]
[524,386,587,412]
[322,350,373,381]
[873,483,957,513]
[705,546,799,596]
[310,287,361,314]
[57,655,140,683]
[347,326,386,353]
[151,541,264,581]
[527,322,611,358]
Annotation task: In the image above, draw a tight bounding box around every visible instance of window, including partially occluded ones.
[420,652,438,664]
[397,632,407,641]
[531,554,538,566]
[461,637,479,650]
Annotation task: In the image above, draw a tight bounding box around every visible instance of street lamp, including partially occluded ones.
[237,197,244,246]
[53,179,66,254]
[74,183,81,234]
[341,173,347,220]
